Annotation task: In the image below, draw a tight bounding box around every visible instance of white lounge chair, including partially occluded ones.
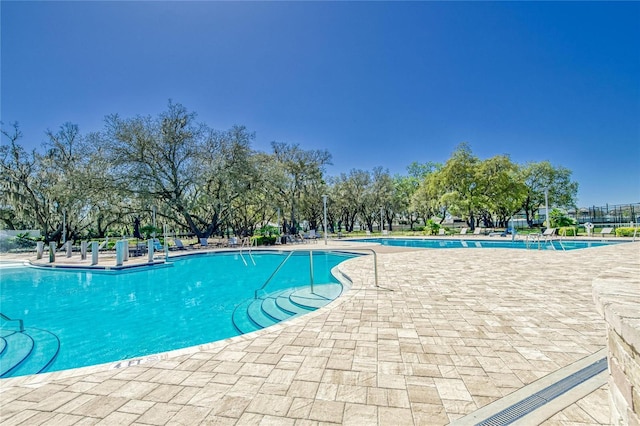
[459,227,468,235]
[599,227,614,238]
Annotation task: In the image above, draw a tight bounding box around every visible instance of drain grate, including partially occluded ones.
[476,357,608,426]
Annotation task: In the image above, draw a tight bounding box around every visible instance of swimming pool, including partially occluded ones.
[0,250,356,378]
[348,237,625,250]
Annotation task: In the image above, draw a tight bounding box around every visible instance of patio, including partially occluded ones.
[1,239,638,425]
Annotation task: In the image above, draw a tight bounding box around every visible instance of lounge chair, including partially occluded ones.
[98,238,109,250]
[527,227,555,241]
[459,227,468,235]
[599,227,614,238]
[438,228,446,236]
[543,227,556,238]
[173,238,192,250]
[473,228,482,235]
[305,230,318,243]
[153,238,163,251]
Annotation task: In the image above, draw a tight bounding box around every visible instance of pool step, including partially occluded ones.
[232,284,343,335]
[0,327,60,378]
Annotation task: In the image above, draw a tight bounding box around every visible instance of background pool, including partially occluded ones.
[0,250,354,377]
[349,237,625,250]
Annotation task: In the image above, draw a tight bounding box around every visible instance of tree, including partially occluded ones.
[330,169,369,232]
[395,162,439,230]
[271,142,332,234]
[434,143,482,228]
[477,155,527,228]
[102,101,215,238]
[0,122,101,244]
[520,161,579,227]
[368,167,394,231]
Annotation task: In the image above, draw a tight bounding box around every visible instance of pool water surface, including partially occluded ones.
[0,250,355,378]
[348,237,625,250]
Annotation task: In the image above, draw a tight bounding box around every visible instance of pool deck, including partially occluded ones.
[1,237,639,425]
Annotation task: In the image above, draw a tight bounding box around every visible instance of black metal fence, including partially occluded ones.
[570,203,640,227]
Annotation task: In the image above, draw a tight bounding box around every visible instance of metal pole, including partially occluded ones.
[152,206,157,238]
[309,251,314,294]
[322,195,328,246]
[544,188,550,230]
[163,223,169,260]
[380,207,384,232]
[62,210,66,244]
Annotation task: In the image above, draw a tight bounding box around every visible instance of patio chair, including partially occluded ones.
[473,228,482,235]
[438,228,446,236]
[459,227,468,235]
[173,238,192,250]
[152,238,163,251]
[599,227,614,238]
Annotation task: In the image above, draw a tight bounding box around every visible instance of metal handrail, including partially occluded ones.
[239,237,256,266]
[255,251,294,299]
[254,247,379,300]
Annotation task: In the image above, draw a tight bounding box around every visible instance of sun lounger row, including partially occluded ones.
[172,237,244,250]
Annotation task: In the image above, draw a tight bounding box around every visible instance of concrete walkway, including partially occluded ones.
[1,239,638,425]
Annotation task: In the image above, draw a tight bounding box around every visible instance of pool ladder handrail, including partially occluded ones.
[239,237,256,266]
[254,248,378,300]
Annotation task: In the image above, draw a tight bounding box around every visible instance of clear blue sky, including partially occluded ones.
[2,1,639,207]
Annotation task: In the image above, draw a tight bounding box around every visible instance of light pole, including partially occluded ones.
[152,206,157,238]
[322,195,328,245]
[62,210,66,244]
[544,188,550,230]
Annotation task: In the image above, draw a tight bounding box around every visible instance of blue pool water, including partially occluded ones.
[348,237,625,250]
[0,250,355,378]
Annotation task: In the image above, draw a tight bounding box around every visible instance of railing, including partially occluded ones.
[254,248,378,300]
[0,313,24,332]
[239,237,256,266]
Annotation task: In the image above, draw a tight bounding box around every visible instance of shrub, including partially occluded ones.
[558,226,577,237]
[251,235,277,246]
[550,209,577,228]
[425,219,441,235]
[615,227,639,237]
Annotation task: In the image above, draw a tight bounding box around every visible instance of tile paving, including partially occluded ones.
[1,238,639,425]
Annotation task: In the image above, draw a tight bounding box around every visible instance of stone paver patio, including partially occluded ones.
[1,238,638,425]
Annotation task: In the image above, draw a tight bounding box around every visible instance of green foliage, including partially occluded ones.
[12,232,43,248]
[615,227,639,237]
[558,226,577,237]
[425,219,441,235]
[139,225,162,239]
[251,235,277,246]
[258,225,280,237]
[2,104,583,245]
[549,208,576,228]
